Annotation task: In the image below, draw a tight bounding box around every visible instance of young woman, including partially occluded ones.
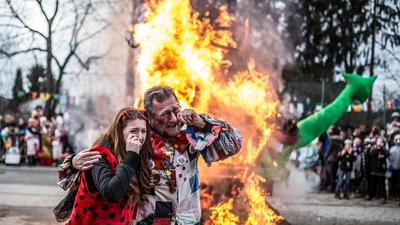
[67,108,152,225]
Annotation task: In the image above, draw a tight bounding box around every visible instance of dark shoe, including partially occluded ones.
[343,194,350,200]
[335,193,342,199]
[381,200,386,204]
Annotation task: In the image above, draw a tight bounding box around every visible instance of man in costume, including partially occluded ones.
[57,86,242,225]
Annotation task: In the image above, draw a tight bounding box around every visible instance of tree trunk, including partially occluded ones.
[126,0,142,102]
[367,0,377,126]
[45,23,55,118]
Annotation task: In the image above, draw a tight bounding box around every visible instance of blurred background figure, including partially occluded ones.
[389,134,400,200]
[25,118,40,166]
[368,137,390,203]
[335,139,356,200]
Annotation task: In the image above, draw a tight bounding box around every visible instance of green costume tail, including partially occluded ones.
[295,73,377,147]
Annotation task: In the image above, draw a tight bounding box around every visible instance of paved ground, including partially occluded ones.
[0,165,64,225]
[268,181,400,225]
[1,165,399,225]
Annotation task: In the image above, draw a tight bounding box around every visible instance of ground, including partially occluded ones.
[268,181,400,225]
[0,165,63,225]
[0,165,399,225]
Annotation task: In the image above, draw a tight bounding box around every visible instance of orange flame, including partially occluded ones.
[210,198,239,225]
[243,173,284,225]
[135,0,278,167]
[133,0,282,224]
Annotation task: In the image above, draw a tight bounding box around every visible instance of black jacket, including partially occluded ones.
[368,147,389,176]
[325,135,343,163]
[84,151,140,202]
[338,151,356,172]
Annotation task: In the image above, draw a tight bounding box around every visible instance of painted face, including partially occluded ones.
[150,96,181,137]
[122,118,147,144]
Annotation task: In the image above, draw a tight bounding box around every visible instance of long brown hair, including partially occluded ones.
[92,107,153,204]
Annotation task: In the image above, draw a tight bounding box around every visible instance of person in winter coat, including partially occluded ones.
[389,134,400,198]
[335,139,356,199]
[368,137,390,203]
[325,126,343,192]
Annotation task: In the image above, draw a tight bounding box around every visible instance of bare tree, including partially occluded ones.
[381,47,400,87]
[0,0,118,116]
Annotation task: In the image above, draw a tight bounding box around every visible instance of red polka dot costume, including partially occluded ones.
[67,145,136,225]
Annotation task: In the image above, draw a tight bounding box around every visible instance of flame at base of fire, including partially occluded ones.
[208,173,284,225]
[210,198,239,225]
[244,173,284,225]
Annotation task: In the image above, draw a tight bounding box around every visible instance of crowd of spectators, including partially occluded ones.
[0,106,73,166]
[316,112,400,203]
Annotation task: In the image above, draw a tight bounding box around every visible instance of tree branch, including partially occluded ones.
[35,0,50,22]
[68,0,80,49]
[383,47,400,64]
[73,52,105,70]
[0,23,24,29]
[389,73,400,87]
[52,55,62,69]
[0,47,46,57]
[73,1,93,44]
[50,0,60,22]
[6,0,47,40]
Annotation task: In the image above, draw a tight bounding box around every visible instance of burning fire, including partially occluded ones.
[210,198,239,225]
[243,173,284,225]
[133,0,282,224]
[134,0,278,166]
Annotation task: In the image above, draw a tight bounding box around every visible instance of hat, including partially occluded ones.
[392,112,400,118]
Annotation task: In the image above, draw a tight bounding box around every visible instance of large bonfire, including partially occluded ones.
[133,0,283,224]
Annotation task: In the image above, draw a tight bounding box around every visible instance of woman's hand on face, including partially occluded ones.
[126,134,143,154]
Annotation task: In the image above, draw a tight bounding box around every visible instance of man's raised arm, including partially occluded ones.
[186,113,242,166]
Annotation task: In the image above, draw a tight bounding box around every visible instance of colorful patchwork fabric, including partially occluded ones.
[185,125,221,151]
[134,114,242,225]
[57,154,80,191]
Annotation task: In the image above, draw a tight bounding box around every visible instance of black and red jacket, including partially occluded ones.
[67,145,138,225]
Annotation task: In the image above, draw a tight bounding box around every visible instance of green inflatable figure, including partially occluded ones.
[259,73,377,178]
[295,73,377,147]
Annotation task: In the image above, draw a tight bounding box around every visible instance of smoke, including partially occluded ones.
[232,1,292,90]
[60,0,135,150]
[275,165,321,200]
[196,0,292,176]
